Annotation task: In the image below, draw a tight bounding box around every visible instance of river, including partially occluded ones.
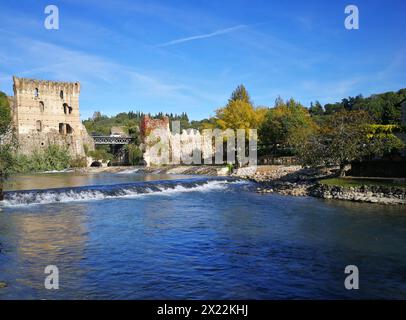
[0,171,405,299]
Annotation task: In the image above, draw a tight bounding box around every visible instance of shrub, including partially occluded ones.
[88,148,113,162]
[70,156,87,168]
[126,144,143,165]
[12,145,71,173]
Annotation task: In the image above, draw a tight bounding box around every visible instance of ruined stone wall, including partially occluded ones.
[140,115,215,166]
[140,115,170,141]
[11,76,94,157]
[140,115,170,166]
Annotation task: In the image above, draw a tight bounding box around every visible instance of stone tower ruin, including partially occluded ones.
[11,76,94,157]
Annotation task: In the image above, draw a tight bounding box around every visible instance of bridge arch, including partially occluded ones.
[90,161,103,167]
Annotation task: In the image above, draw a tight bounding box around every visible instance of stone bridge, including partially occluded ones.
[92,136,133,145]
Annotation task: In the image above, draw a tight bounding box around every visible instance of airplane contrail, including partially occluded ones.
[156,24,247,47]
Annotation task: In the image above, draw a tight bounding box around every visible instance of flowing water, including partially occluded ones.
[0,171,405,299]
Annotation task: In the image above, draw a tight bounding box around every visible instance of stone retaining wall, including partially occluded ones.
[309,184,406,205]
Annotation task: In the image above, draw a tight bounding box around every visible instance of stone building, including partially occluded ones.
[9,76,94,157]
[110,126,127,136]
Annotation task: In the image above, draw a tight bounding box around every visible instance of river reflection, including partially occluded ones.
[5,171,191,191]
[0,204,90,299]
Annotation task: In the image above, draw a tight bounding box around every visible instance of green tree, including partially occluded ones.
[296,110,404,176]
[88,147,113,162]
[324,103,344,115]
[0,92,12,136]
[259,98,316,149]
[366,124,404,157]
[126,144,143,165]
[0,92,13,200]
[319,89,406,124]
[274,96,285,107]
[190,117,217,130]
[309,101,324,116]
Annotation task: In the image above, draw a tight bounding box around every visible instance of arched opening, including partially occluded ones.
[39,101,44,112]
[66,124,74,134]
[59,123,66,134]
[59,123,73,134]
[34,88,39,98]
[36,120,42,132]
[90,161,102,167]
[60,90,64,99]
[63,103,73,115]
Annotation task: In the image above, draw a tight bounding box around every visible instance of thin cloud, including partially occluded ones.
[0,35,221,113]
[156,25,247,47]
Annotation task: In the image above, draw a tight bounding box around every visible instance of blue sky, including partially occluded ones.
[0,0,405,120]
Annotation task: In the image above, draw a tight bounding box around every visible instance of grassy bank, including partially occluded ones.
[319,178,406,189]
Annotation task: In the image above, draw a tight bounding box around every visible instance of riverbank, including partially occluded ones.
[246,165,331,197]
[242,165,406,205]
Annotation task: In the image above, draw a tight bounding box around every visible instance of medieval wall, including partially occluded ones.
[140,115,170,166]
[140,115,215,166]
[140,115,170,140]
[11,76,94,158]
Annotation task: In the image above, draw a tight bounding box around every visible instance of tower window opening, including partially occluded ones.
[66,124,74,134]
[36,120,42,132]
[34,88,39,98]
[39,101,44,112]
[59,123,65,134]
[60,90,64,99]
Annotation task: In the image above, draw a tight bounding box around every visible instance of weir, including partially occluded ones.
[1,178,247,207]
